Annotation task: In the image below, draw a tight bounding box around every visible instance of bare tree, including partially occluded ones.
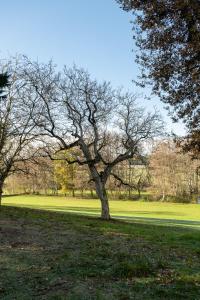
[149,140,200,202]
[0,59,37,204]
[24,61,163,219]
[5,156,56,195]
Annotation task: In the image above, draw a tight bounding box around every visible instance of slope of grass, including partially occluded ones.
[3,194,200,229]
[0,206,200,299]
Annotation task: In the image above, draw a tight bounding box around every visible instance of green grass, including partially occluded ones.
[3,194,200,229]
[0,205,200,299]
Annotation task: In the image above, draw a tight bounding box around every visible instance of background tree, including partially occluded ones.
[24,62,163,220]
[5,157,56,195]
[54,150,78,197]
[117,0,200,152]
[114,158,150,199]
[149,140,200,202]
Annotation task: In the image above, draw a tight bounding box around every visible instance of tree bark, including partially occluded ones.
[90,189,94,197]
[162,190,165,201]
[95,181,110,220]
[0,182,3,207]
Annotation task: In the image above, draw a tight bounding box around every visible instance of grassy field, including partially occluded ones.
[0,205,200,299]
[2,194,200,229]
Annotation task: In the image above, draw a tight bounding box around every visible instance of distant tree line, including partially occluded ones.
[5,139,200,204]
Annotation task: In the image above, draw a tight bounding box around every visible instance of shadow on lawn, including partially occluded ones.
[117,215,200,229]
[1,205,200,300]
[5,203,200,230]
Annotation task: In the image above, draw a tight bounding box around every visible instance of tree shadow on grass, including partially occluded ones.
[4,203,200,230]
[116,215,200,229]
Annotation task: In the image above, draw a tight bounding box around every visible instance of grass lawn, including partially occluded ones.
[0,205,200,299]
[2,194,200,229]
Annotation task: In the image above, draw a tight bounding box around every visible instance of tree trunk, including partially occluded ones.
[0,182,3,207]
[162,190,165,201]
[95,181,110,220]
[90,189,94,197]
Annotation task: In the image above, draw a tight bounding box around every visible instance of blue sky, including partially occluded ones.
[1,0,185,134]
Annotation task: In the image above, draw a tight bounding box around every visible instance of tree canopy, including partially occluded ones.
[117,0,200,152]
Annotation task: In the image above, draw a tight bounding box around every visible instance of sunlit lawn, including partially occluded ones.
[3,194,200,229]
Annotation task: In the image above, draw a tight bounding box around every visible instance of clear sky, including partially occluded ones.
[1,0,185,135]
